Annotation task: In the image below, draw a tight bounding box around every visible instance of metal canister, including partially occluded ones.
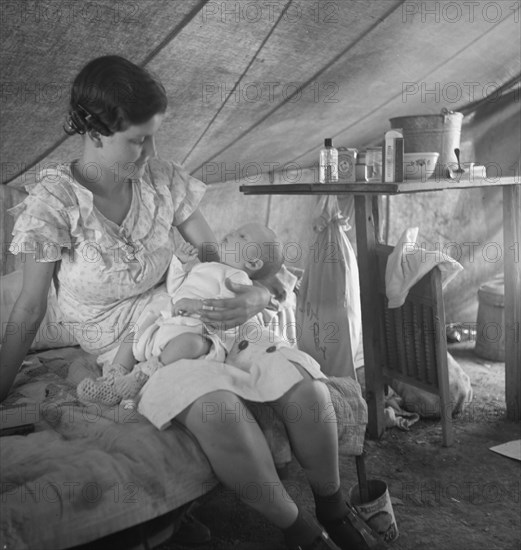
[337,147,358,183]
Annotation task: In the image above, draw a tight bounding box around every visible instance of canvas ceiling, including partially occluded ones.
[1,0,520,187]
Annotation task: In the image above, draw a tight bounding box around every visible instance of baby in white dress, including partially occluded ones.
[77,222,283,406]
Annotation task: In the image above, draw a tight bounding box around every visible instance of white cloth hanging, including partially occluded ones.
[385,227,463,309]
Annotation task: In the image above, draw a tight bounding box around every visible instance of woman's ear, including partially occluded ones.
[87,129,103,148]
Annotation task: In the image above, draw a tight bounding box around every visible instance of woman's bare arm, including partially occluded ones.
[0,256,56,402]
[176,208,220,262]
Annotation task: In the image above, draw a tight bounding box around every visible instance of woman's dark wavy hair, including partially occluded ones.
[64,55,167,137]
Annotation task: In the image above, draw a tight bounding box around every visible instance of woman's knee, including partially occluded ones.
[274,378,335,425]
[283,376,331,404]
[177,390,247,430]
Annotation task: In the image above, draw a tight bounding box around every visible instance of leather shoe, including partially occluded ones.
[320,502,388,550]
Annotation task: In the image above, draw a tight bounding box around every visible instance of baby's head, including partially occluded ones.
[220,223,283,280]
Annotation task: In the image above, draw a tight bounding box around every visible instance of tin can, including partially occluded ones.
[337,147,358,183]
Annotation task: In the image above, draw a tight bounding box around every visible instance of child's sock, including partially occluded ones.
[282,509,324,549]
[114,356,163,399]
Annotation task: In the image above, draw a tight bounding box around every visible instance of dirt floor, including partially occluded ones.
[158,341,520,550]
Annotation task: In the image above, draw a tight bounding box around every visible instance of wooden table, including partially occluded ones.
[240,177,520,438]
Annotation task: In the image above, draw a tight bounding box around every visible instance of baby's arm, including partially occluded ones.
[175,242,201,272]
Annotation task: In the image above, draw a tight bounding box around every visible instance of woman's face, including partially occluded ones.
[95,113,165,180]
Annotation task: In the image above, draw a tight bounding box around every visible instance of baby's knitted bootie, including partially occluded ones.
[77,376,121,406]
[114,356,163,399]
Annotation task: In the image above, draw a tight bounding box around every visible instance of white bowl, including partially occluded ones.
[403,152,439,181]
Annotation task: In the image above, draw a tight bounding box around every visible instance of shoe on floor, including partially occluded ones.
[320,502,388,550]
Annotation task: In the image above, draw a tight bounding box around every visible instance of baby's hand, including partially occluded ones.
[175,242,199,263]
[173,298,204,317]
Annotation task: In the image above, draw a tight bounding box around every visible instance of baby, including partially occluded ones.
[77,222,284,406]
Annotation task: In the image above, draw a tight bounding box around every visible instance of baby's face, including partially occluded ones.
[220,223,272,271]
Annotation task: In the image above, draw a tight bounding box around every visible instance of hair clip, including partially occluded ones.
[63,111,85,136]
[76,103,111,136]
[77,103,95,122]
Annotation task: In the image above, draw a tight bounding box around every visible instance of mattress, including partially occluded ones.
[0,346,367,550]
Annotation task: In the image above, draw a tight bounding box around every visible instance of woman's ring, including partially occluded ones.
[203,305,214,312]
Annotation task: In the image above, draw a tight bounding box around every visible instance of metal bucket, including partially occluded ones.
[389,111,464,176]
[475,276,505,361]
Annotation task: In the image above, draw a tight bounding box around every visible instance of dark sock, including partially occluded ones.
[313,487,349,524]
[282,509,323,548]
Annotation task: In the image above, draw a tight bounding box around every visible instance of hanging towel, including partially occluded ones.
[385,227,463,309]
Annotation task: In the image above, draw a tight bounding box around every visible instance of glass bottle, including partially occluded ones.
[356,151,368,182]
[319,138,338,183]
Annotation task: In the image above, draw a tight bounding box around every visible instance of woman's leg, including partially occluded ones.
[175,390,337,549]
[270,370,370,550]
[270,369,341,497]
[176,390,298,528]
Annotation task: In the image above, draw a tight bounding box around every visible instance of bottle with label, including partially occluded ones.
[384,129,404,183]
[337,147,358,183]
[319,138,338,183]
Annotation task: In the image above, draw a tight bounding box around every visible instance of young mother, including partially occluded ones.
[0,56,364,550]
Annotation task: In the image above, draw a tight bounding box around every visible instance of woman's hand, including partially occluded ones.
[200,279,271,330]
[173,298,203,317]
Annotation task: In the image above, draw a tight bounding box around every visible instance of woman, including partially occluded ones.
[0,56,368,550]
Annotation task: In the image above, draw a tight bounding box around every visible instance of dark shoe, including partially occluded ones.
[171,511,212,546]
[289,531,341,550]
[320,502,388,550]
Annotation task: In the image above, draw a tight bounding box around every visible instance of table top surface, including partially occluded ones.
[239,176,520,195]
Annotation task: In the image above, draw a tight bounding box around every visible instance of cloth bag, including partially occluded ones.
[296,195,361,379]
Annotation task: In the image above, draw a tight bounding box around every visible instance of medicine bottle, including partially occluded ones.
[319,138,338,183]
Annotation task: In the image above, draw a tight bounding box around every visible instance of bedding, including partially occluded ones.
[0,345,367,550]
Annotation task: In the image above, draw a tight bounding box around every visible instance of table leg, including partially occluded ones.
[354,194,386,439]
[503,185,521,421]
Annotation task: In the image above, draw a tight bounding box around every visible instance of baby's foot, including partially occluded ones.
[104,363,130,378]
[114,370,150,399]
[77,376,121,406]
[114,356,164,399]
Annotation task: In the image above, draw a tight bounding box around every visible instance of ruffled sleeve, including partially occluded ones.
[8,178,74,262]
[147,158,206,226]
